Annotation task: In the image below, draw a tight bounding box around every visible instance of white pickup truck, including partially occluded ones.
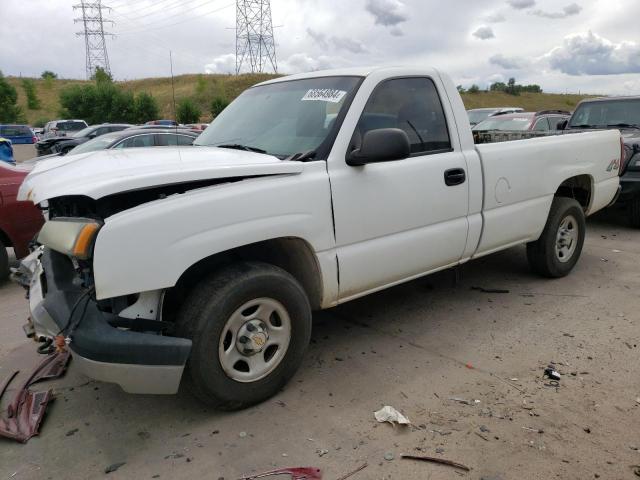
[16,66,622,410]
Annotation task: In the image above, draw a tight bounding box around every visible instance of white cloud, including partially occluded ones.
[365,0,408,27]
[531,2,582,19]
[473,26,495,40]
[279,53,346,73]
[489,54,529,69]
[484,12,506,23]
[204,54,236,74]
[546,31,640,75]
[507,0,536,10]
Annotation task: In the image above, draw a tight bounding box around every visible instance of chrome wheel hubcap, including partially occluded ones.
[219,298,291,383]
[555,215,578,263]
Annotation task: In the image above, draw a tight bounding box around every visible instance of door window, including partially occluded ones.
[355,77,451,155]
[114,135,155,149]
[533,117,550,131]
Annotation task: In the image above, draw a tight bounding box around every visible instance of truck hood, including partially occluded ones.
[19,146,303,203]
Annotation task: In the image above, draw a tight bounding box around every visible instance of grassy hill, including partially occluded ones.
[7,74,595,126]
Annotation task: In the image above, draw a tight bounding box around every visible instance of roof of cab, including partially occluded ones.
[254,66,441,87]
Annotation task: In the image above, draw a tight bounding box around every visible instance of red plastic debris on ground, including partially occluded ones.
[0,351,71,443]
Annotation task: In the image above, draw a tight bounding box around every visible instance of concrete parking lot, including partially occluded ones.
[13,144,36,163]
[0,210,639,480]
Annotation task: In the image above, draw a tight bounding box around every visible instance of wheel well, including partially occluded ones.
[555,175,592,210]
[0,228,12,248]
[162,237,323,322]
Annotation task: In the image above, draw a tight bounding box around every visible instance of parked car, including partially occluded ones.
[564,96,640,226]
[36,123,132,156]
[0,163,44,281]
[26,128,199,164]
[0,138,14,164]
[473,110,571,132]
[467,107,524,126]
[185,123,209,131]
[0,125,37,144]
[42,120,88,139]
[15,66,621,409]
[145,119,177,126]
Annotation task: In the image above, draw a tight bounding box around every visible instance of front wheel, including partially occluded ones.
[527,197,586,278]
[629,197,640,228]
[176,262,312,410]
[0,239,8,282]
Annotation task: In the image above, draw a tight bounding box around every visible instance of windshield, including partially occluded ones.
[72,126,96,138]
[569,99,640,128]
[467,109,497,124]
[57,121,87,132]
[195,76,361,158]
[68,132,120,155]
[473,116,533,131]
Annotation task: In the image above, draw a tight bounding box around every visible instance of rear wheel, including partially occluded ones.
[176,262,312,410]
[527,197,586,278]
[0,239,8,283]
[629,197,640,228]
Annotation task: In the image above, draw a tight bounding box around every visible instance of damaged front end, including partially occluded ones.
[12,200,192,395]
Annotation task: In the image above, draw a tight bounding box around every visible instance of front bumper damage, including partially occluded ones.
[14,248,192,394]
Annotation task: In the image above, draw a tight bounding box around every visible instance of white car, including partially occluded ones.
[16,66,622,409]
[467,107,524,126]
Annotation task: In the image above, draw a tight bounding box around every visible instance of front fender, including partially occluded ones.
[92,163,334,300]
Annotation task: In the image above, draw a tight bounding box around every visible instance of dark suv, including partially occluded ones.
[565,97,640,226]
[36,123,132,156]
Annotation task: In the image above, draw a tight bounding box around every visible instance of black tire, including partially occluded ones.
[176,261,312,410]
[526,197,586,278]
[629,197,640,228]
[0,239,8,283]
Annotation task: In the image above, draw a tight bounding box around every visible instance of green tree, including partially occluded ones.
[133,92,159,123]
[210,96,229,117]
[21,79,41,109]
[92,67,113,85]
[176,98,201,124]
[468,84,480,94]
[0,71,23,123]
[41,71,57,80]
[456,85,466,94]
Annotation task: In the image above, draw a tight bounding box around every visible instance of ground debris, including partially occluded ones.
[401,454,470,472]
[335,463,367,480]
[374,406,411,426]
[104,462,126,474]
[472,287,510,294]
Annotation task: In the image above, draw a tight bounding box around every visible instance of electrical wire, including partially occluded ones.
[56,287,95,336]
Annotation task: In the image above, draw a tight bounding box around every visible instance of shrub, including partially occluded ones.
[133,92,159,124]
[59,77,160,124]
[21,79,41,109]
[210,96,229,117]
[0,71,23,123]
[176,98,201,124]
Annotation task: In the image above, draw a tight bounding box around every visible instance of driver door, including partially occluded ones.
[329,77,470,300]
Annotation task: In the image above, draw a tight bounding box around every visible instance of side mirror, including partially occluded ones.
[347,128,411,166]
[558,120,568,130]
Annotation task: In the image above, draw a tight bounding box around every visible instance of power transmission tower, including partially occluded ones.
[235,0,277,74]
[73,0,115,79]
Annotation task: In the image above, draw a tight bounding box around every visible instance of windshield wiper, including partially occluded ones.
[217,143,268,154]
[569,124,598,129]
[285,150,316,162]
[606,123,640,130]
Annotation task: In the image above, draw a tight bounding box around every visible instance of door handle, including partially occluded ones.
[444,168,466,186]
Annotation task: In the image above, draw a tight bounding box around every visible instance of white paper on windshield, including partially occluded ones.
[301,89,347,103]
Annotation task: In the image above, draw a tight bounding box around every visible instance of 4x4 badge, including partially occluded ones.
[606,158,620,172]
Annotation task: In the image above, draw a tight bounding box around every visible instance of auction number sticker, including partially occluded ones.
[301,89,347,103]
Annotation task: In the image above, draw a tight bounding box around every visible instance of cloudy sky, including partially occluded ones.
[2,0,640,94]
